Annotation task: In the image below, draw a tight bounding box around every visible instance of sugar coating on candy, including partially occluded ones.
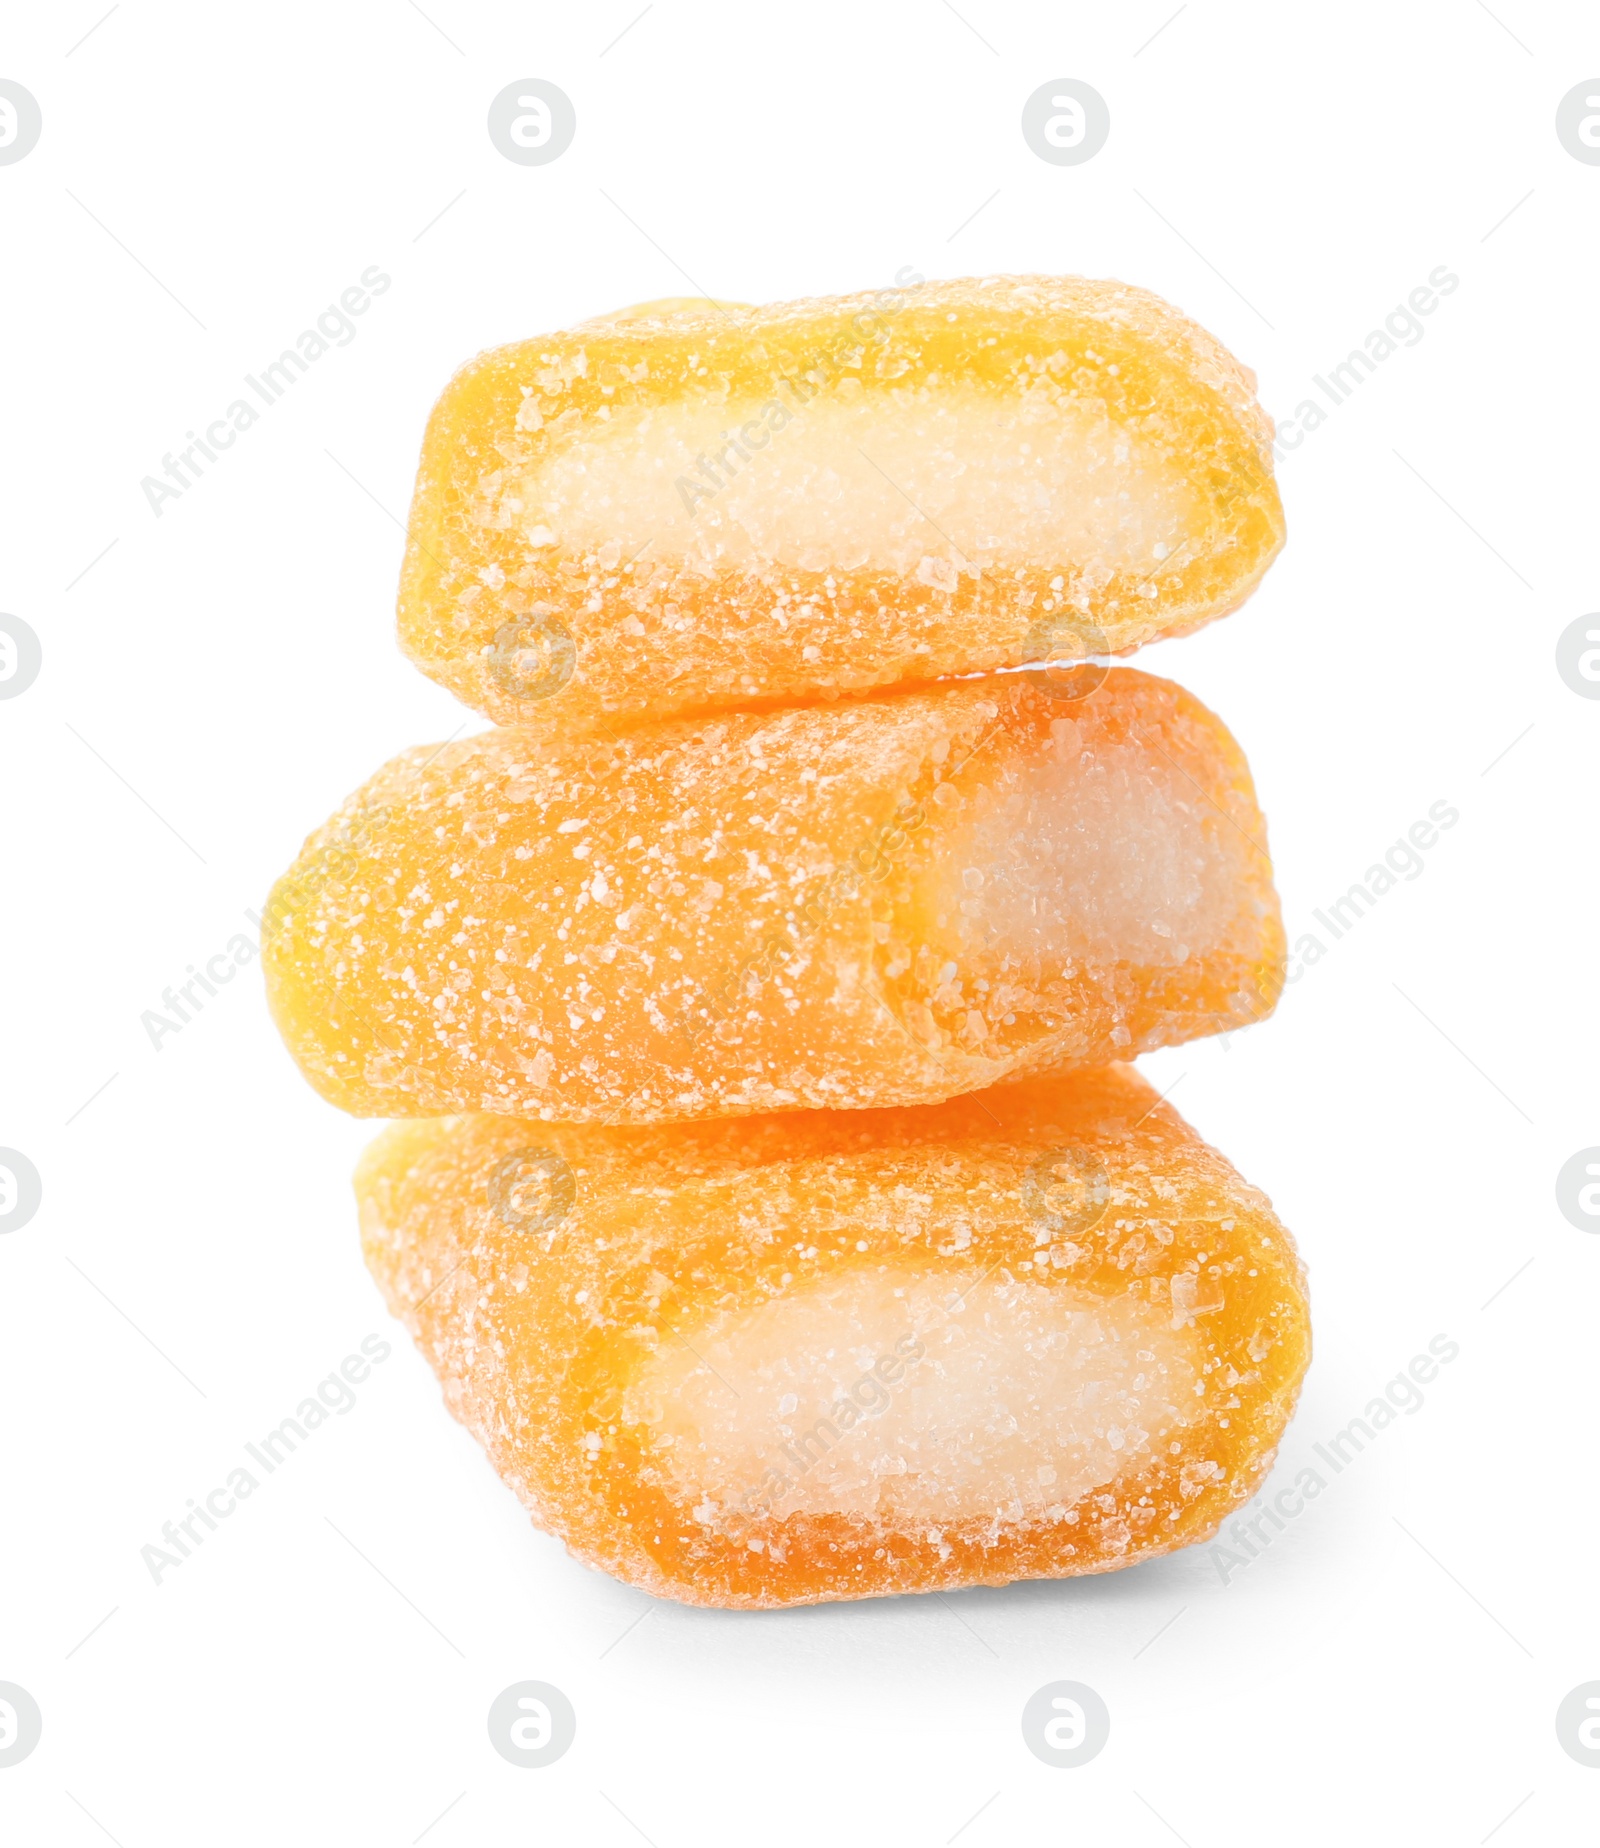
[400,274,1284,735]
[263,670,1283,1125]
[624,1268,1200,1527]
[356,1067,1311,1608]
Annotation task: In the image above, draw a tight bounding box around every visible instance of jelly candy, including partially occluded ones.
[263,669,1283,1124]
[356,1065,1311,1608]
[400,276,1283,736]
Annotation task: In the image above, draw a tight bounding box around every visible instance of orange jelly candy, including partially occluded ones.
[356,1066,1311,1608]
[399,276,1283,736]
[262,669,1283,1125]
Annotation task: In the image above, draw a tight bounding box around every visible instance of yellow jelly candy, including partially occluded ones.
[263,668,1283,1125]
[400,275,1283,736]
[356,1066,1311,1608]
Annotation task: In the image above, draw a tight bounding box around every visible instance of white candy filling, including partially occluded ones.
[513,383,1200,581]
[622,1266,1199,1527]
[922,719,1240,969]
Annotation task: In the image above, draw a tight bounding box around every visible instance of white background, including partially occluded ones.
[2,1,1596,1842]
